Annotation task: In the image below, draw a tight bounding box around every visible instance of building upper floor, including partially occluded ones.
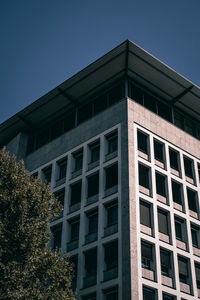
[1,40,200,160]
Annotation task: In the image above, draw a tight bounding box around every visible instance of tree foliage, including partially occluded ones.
[0,148,75,300]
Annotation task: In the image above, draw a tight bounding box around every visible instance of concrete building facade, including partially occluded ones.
[1,40,200,300]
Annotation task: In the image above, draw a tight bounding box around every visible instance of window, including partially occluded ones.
[43,166,52,183]
[128,83,143,104]
[172,180,183,205]
[70,181,82,206]
[57,158,67,181]
[107,202,118,227]
[106,131,118,155]
[93,94,108,114]
[178,256,189,284]
[82,293,96,300]
[187,188,198,213]
[63,110,76,132]
[198,163,200,182]
[36,127,50,148]
[140,201,151,228]
[191,224,199,248]
[169,148,179,171]
[104,287,118,300]
[51,119,64,140]
[162,293,176,300]
[141,242,153,270]
[157,101,172,122]
[83,248,97,287]
[89,140,100,163]
[137,131,149,155]
[108,84,123,105]
[51,224,62,250]
[158,210,169,236]
[139,164,151,190]
[67,217,80,251]
[195,263,200,289]
[87,173,99,198]
[184,156,194,179]
[143,286,156,300]
[78,101,93,124]
[70,218,80,242]
[160,249,171,277]
[87,211,98,235]
[175,219,183,241]
[73,150,83,172]
[84,248,97,277]
[154,140,165,163]
[104,201,118,237]
[156,173,167,197]
[104,240,118,271]
[144,93,157,113]
[105,164,118,190]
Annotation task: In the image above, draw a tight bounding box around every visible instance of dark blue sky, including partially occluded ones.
[0,0,200,124]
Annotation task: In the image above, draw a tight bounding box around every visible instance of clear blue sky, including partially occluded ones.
[0,0,199,125]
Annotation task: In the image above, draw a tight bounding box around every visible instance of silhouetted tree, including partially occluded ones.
[0,148,75,300]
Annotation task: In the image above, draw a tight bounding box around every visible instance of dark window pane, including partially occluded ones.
[160,250,171,276]
[191,226,198,247]
[158,210,168,235]
[58,159,67,180]
[107,204,118,226]
[71,181,82,205]
[174,111,184,129]
[139,164,150,189]
[157,101,172,122]
[156,173,166,197]
[88,173,99,198]
[90,141,100,163]
[88,213,98,234]
[175,221,182,240]
[63,111,76,132]
[143,287,155,300]
[138,131,148,154]
[94,95,108,114]
[144,93,157,113]
[178,257,188,282]
[172,181,182,205]
[105,164,118,189]
[85,248,97,275]
[154,140,164,162]
[140,201,151,227]
[184,157,193,178]
[107,132,118,154]
[109,84,123,105]
[163,293,175,300]
[70,220,80,241]
[78,102,93,124]
[187,188,197,212]
[51,119,63,140]
[73,150,83,171]
[169,149,179,170]
[36,127,50,148]
[128,83,143,105]
[104,240,118,269]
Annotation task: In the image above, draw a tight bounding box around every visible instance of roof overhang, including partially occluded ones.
[0,40,199,146]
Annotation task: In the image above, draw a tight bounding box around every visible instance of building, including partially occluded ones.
[1,40,200,300]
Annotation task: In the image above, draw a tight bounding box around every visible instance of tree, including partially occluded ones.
[0,148,75,300]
